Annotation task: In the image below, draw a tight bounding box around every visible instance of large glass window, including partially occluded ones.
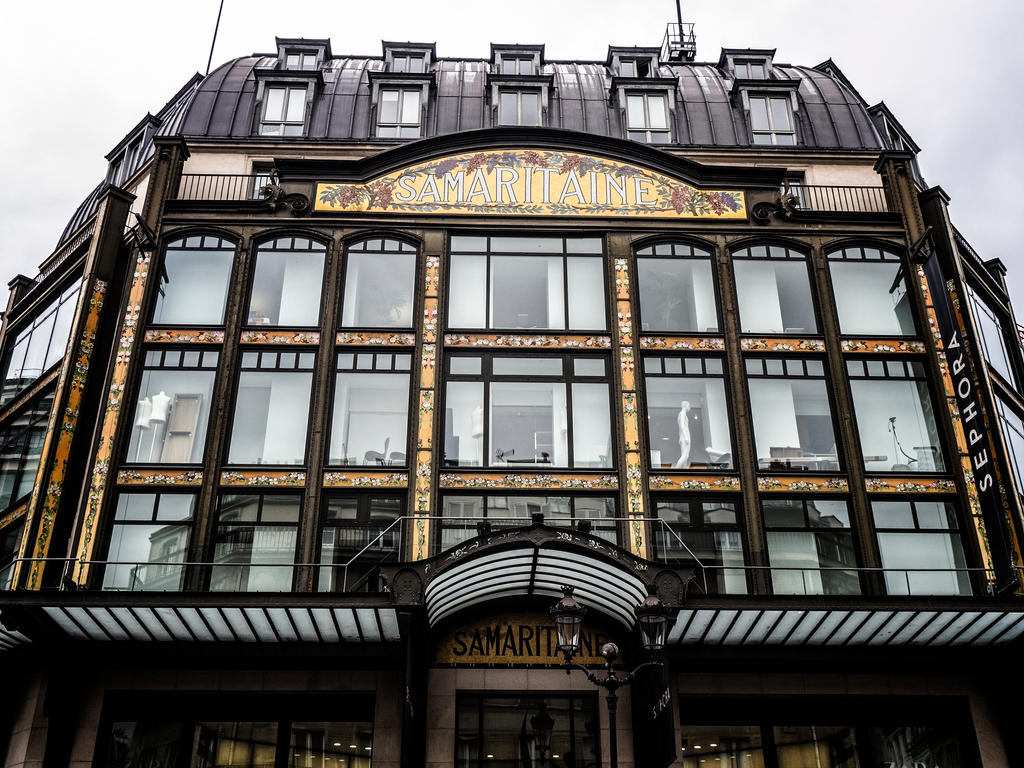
[0,281,79,405]
[102,492,194,591]
[328,351,412,466]
[500,56,535,75]
[828,246,916,336]
[644,355,732,469]
[626,92,671,143]
[448,235,606,331]
[763,498,859,595]
[967,284,1017,387]
[748,94,796,145]
[377,88,421,138]
[341,238,417,328]
[0,518,24,589]
[680,713,975,768]
[746,357,839,471]
[0,387,55,511]
[318,495,403,592]
[872,499,970,595]
[456,694,597,768]
[996,395,1024,500]
[440,494,616,551]
[104,712,373,768]
[636,242,718,333]
[654,498,747,593]
[151,235,235,326]
[126,349,218,464]
[247,236,326,327]
[210,493,300,591]
[846,358,945,473]
[443,354,612,469]
[391,53,425,73]
[259,85,307,136]
[732,245,817,335]
[227,350,314,465]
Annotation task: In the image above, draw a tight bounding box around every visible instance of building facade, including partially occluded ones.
[2,29,1024,768]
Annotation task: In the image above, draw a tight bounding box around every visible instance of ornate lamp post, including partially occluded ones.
[550,584,669,768]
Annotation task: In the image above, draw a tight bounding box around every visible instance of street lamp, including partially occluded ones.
[550,584,669,768]
[530,702,555,764]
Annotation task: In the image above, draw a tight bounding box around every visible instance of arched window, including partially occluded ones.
[340,238,417,328]
[635,241,718,333]
[732,243,817,335]
[247,235,327,327]
[151,234,236,326]
[827,245,915,336]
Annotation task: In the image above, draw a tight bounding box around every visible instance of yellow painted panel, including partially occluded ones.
[315,150,746,219]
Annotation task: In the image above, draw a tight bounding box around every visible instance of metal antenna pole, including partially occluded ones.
[676,0,684,27]
[206,0,226,76]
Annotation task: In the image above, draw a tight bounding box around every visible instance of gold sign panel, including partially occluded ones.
[316,149,745,219]
[435,612,617,667]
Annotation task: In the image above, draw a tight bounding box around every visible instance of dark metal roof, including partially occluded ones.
[178,53,884,150]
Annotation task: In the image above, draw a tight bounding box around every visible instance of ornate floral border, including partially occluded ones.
[840,339,926,353]
[640,336,726,351]
[323,471,409,488]
[740,337,825,352]
[438,472,619,490]
[118,468,204,486]
[0,369,59,424]
[75,255,153,584]
[649,474,741,492]
[219,470,307,487]
[26,279,108,588]
[336,331,416,346]
[240,330,320,345]
[758,476,849,493]
[864,476,957,494]
[0,500,29,531]
[444,333,612,349]
[144,329,225,344]
[412,260,441,561]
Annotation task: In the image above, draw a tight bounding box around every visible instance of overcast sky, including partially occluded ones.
[2,0,1021,309]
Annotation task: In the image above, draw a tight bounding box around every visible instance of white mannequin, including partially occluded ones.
[150,391,171,422]
[471,405,484,438]
[674,400,692,468]
[134,397,153,429]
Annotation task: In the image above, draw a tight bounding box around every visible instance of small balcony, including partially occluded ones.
[784,183,889,213]
[176,173,269,201]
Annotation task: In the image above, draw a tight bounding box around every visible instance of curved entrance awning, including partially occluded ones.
[406,525,686,630]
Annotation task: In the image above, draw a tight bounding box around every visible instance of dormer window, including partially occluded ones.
[377,88,422,138]
[501,56,534,75]
[285,52,317,71]
[499,90,541,126]
[619,58,652,78]
[260,86,307,136]
[734,59,768,79]
[749,94,795,145]
[626,92,671,143]
[391,53,425,73]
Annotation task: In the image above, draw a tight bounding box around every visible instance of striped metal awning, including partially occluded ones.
[670,602,1024,647]
[425,545,648,629]
[0,594,402,649]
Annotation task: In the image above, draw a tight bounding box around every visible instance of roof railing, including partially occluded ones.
[662,22,697,62]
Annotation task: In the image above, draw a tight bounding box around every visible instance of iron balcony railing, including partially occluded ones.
[661,22,697,62]
[177,173,269,201]
[0,515,999,599]
[784,184,889,213]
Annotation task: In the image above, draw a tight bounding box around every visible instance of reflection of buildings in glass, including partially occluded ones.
[132,523,190,591]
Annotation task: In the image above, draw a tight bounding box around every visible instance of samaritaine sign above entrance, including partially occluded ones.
[315,149,746,218]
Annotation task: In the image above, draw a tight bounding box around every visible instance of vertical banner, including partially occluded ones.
[630,661,676,768]
[922,252,1016,589]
